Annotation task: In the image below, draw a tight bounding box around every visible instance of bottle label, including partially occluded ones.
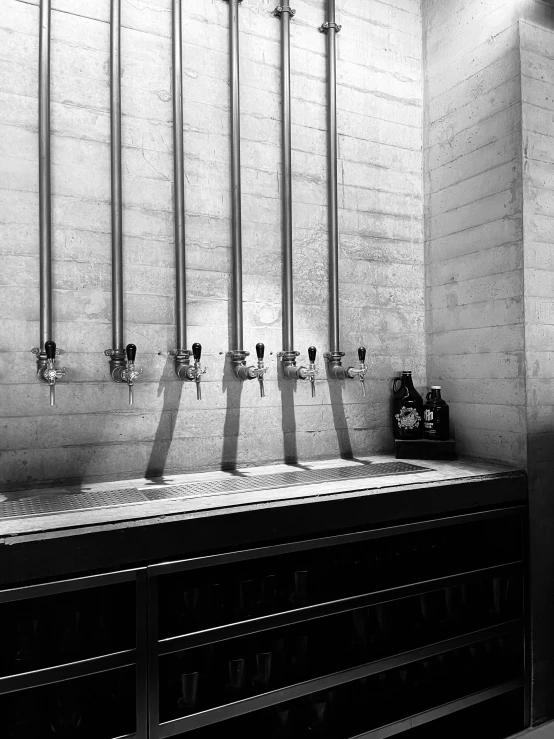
[395,407,421,430]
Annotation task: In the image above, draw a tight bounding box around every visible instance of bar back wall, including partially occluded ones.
[0,0,425,487]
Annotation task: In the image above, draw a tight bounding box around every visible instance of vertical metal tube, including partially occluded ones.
[110,0,124,353]
[173,0,187,353]
[280,2,294,354]
[325,0,340,355]
[39,0,52,348]
[229,0,244,351]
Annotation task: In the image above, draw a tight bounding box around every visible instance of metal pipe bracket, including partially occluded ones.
[273,5,296,17]
[319,21,342,32]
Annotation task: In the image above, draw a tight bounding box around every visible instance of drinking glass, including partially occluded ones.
[253,651,272,693]
[177,671,199,715]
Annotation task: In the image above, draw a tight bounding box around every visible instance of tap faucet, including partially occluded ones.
[346,346,368,396]
[191,342,207,400]
[305,345,318,397]
[33,340,66,406]
[231,346,268,392]
[121,343,141,405]
[281,345,318,396]
[171,343,206,396]
[254,342,268,397]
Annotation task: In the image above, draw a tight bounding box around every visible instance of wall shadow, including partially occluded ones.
[220,359,244,472]
[328,378,353,459]
[278,366,299,464]
[144,356,184,480]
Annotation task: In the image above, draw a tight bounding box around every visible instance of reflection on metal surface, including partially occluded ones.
[0,462,429,519]
[144,462,429,501]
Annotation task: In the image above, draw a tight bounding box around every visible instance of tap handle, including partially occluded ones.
[358,346,366,363]
[45,340,56,360]
[192,342,202,362]
[256,342,265,360]
[308,346,317,364]
[126,343,137,362]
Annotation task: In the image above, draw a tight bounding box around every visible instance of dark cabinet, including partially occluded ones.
[0,504,528,739]
[0,569,148,739]
[148,506,528,738]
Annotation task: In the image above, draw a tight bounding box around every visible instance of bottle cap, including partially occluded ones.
[401,370,412,374]
[431,385,441,389]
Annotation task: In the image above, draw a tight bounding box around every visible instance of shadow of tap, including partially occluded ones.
[220,357,244,471]
[328,379,353,459]
[278,364,299,464]
[145,355,184,479]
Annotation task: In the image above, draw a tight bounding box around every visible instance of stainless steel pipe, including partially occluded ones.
[321,0,341,356]
[39,0,52,349]
[173,0,187,357]
[33,0,66,404]
[275,1,295,355]
[274,3,317,387]
[105,0,141,397]
[229,0,244,353]
[225,0,261,383]
[320,7,367,392]
[110,0,124,356]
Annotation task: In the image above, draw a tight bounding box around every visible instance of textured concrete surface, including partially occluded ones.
[0,0,424,487]
[424,0,554,724]
[424,0,526,467]
[521,17,554,727]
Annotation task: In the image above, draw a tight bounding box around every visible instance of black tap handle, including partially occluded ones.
[192,342,202,362]
[126,344,137,362]
[256,342,265,360]
[308,346,317,364]
[358,346,366,363]
[45,341,56,360]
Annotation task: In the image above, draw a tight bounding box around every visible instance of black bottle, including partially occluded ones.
[423,386,450,440]
[392,371,424,439]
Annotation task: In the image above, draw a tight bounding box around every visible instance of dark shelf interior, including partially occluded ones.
[1,665,137,739]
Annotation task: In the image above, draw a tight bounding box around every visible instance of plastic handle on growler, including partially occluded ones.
[192,342,202,363]
[45,340,56,360]
[126,344,137,363]
[256,342,265,361]
[358,346,366,364]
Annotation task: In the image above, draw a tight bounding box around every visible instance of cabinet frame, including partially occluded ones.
[0,567,148,739]
[147,505,529,738]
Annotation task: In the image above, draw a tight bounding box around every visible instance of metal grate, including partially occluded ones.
[0,462,429,519]
[0,488,147,519]
[143,461,429,501]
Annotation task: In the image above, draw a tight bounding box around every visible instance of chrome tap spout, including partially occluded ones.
[231,344,268,392]
[280,346,318,396]
[32,340,66,406]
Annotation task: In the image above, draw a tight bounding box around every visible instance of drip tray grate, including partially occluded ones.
[0,462,430,519]
[143,461,429,501]
[0,488,148,519]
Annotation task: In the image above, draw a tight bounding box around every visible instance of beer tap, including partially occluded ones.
[170,343,206,398]
[191,342,206,400]
[32,340,66,406]
[324,345,368,395]
[231,345,268,392]
[105,343,142,404]
[306,345,317,397]
[255,342,268,397]
[280,345,318,396]
[347,346,368,396]
[122,344,141,405]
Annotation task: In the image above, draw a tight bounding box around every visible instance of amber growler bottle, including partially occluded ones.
[424,386,450,440]
[392,371,424,439]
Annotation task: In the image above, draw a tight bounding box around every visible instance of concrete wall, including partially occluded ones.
[424,0,554,724]
[521,17,554,725]
[0,0,424,488]
[424,0,526,465]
